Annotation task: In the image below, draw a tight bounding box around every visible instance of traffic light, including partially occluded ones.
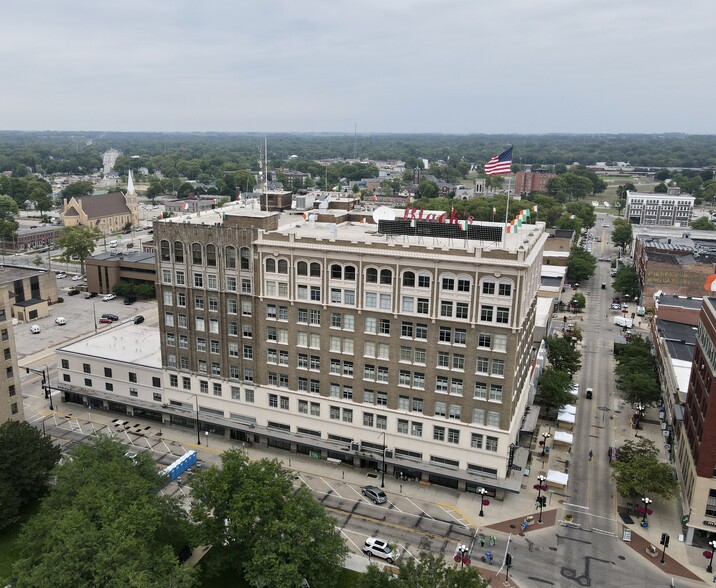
[505,553,513,568]
[660,533,670,547]
[538,496,547,507]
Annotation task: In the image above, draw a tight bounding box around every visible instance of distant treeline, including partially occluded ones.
[1,131,716,176]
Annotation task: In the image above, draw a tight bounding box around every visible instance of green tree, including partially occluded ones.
[61,181,93,199]
[537,367,574,416]
[611,218,633,250]
[612,266,640,299]
[0,421,61,530]
[177,182,194,198]
[570,292,586,312]
[56,225,102,273]
[566,201,596,228]
[0,194,20,244]
[30,188,53,215]
[191,449,347,588]
[618,438,659,464]
[145,181,164,202]
[417,180,439,199]
[613,199,626,214]
[612,453,679,509]
[11,437,197,588]
[359,552,489,588]
[616,183,636,199]
[691,217,716,230]
[545,335,582,376]
[566,247,597,283]
[654,169,670,182]
[653,182,668,193]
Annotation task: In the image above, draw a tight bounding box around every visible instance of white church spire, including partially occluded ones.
[127,169,135,195]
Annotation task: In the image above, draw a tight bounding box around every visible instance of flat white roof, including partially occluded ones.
[57,321,162,369]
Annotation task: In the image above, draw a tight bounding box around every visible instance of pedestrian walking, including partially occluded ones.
[479,535,485,548]
[588,450,593,461]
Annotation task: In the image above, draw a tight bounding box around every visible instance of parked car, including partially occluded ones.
[124,296,137,305]
[585,387,593,399]
[636,306,646,316]
[30,325,41,334]
[363,537,399,563]
[98,317,113,324]
[55,317,66,326]
[133,315,145,325]
[102,294,116,302]
[85,292,97,299]
[71,274,84,281]
[610,303,621,310]
[56,272,67,278]
[67,289,80,296]
[101,313,119,322]
[361,486,387,504]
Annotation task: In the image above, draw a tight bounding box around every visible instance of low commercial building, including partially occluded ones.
[85,251,156,295]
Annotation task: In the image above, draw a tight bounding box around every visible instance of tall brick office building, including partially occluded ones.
[152,206,547,494]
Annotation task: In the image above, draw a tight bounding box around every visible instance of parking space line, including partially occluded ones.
[435,503,473,529]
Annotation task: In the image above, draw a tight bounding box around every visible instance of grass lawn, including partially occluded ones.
[0,501,41,584]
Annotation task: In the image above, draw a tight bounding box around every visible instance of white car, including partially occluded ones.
[55,317,66,325]
[56,272,67,278]
[71,275,84,281]
[102,294,116,302]
[363,537,399,563]
[30,325,41,334]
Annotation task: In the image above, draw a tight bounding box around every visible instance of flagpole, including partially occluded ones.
[504,191,510,225]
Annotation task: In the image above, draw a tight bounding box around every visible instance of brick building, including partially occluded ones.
[513,167,554,196]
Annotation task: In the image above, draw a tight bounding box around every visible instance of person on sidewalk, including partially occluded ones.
[589,450,593,461]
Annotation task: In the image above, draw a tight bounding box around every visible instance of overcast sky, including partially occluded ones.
[2,0,714,134]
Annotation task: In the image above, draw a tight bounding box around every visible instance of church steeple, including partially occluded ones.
[124,170,139,226]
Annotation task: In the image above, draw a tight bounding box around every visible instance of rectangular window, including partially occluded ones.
[480,306,493,322]
[486,436,498,452]
[447,429,460,444]
[472,409,485,425]
[434,401,446,417]
[434,426,445,441]
[449,404,461,420]
[487,411,501,427]
[492,360,505,376]
[482,282,495,295]
[489,385,503,402]
[439,327,451,343]
[436,376,448,393]
[452,354,465,371]
[477,357,489,374]
[440,301,453,317]
[496,307,510,324]
[416,324,428,339]
[401,321,413,338]
[397,419,408,434]
[498,283,512,297]
[493,334,507,352]
[471,433,483,449]
[454,329,466,345]
[456,303,469,319]
[417,298,430,314]
[474,382,487,399]
[478,334,491,349]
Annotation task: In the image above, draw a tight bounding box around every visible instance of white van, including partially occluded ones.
[614,316,633,328]
[30,325,41,334]
[109,239,119,248]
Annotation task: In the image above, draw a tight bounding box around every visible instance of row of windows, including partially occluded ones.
[264,394,502,446]
[161,270,249,293]
[160,242,250,269]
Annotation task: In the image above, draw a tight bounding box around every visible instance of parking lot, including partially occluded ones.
[14,278,158,360]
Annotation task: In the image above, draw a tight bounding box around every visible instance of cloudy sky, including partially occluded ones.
[2,0,714,134]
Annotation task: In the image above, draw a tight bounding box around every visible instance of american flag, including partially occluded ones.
[484,147,513,175]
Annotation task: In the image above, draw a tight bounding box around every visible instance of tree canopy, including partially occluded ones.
[0,194,20,242]
[55,225,102,273]
[537,366,574,416]
[611,218,633,250]
[61,181,94,199]
[359,552,489,588]
[691,217,716,230]
[612,266,640,300]
[0,421,61,530]
[615,335,660,405]
[566,247,597,284]
[190,449,347,588]
[11,437,197,588]
[545,335,582,376]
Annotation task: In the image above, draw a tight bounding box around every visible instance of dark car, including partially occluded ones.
[101,313,119,322]
[85,292,97,299]
[98,317,113,324]
[124,296,137,305]
[133,315,145,325]
[67,289,80,296]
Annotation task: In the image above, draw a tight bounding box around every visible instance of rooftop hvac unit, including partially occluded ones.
[350,442,361,452]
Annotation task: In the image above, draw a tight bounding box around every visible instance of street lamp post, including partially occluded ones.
[535,474,547,524]
[454,544,471,568]
[707,540,716,573]
[541,432,551,457]
[640,497,652,527]
[378,432,386,488]
[477,487,488,517]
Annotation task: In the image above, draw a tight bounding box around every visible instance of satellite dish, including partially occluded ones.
[372,206,396,223]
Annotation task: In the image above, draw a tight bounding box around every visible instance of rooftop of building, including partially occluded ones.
[160,202,547,258]
[58,321,162,369]
[655,293,705,310]
[654,318,698,362]
[0,266,47,286]
[87,250,156,264]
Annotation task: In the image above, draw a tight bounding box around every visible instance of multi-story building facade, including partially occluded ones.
[625,188,694,227]
[0,289,22,422]
[513,167,554,197]
[150,208,546,494]
[680,297,716,543]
